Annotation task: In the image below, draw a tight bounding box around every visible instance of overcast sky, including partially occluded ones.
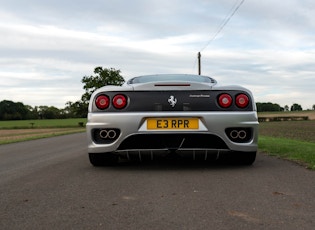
[0,0,314,109]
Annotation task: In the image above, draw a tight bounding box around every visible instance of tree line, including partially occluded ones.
[0,100,92,120]
[0,67,313,120]
[256,102,305,112]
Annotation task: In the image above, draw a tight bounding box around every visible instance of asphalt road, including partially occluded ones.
[0,133,314,230]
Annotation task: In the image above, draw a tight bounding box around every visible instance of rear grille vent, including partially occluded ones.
[118,134,228,150]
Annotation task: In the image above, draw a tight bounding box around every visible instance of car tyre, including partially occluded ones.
[89,153,118,166]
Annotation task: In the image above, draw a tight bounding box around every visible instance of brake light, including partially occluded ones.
[218,94,233,108]
[112,94,127,109]
[95,95,110,110]
[236,94,249,108]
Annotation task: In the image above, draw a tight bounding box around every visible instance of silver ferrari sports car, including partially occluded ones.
[86,74,258,166]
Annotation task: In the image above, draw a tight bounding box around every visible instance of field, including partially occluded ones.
[0,118,87,129]
[259,120,315,143]
[258,110,315,120]
[0,118,86,144]
[258,118,315,170]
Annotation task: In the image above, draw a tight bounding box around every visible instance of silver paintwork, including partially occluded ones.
[86,74,258,156]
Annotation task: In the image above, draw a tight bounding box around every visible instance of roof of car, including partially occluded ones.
[127,74,217,84]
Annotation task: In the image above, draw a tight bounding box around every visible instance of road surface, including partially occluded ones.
[0,133,314,229]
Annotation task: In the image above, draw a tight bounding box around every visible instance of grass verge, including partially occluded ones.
[259,135,315,170]
[0,128,85,145]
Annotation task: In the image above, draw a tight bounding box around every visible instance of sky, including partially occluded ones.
[0,0,314,110]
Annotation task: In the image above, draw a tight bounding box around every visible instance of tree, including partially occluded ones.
[64,101,88,118]
[38,106,62,119]
[256,102,282,112]
[0,100,31,120]
[290,103,303,111]
[312,104,315,110]
[81,67,125,104]
[70,67,125,118]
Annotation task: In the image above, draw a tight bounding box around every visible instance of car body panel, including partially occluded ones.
[86,74,259,164]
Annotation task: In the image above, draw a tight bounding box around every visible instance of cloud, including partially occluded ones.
[0,0,314,109]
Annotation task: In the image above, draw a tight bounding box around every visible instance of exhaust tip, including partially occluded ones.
[225,128,252,143]
[92,128,120,144]
[100,129,117,139]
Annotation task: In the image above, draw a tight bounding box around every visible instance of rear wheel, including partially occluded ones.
[89,153,118,166]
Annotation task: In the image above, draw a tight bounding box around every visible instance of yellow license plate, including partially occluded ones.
[147,118,199,130]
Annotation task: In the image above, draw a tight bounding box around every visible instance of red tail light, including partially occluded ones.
[95,95,110,110]
[112,94,127,109]
[218,94,233,108]
[236,94,249,108]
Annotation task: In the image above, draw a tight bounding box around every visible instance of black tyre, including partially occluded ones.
[89,153,118,166]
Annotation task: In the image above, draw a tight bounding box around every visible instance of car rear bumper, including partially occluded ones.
[86,111,258,154]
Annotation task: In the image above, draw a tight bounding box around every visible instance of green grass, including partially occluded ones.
[259,136,315,170]
[0,118,87,129]
[258,120,315,170]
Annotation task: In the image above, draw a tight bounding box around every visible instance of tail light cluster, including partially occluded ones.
[218,93,249,109]
[95,94,128,110]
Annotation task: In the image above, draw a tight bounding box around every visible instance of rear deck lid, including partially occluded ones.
[126,74,217,91]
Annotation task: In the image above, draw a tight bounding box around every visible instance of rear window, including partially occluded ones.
[128,74,215,84]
